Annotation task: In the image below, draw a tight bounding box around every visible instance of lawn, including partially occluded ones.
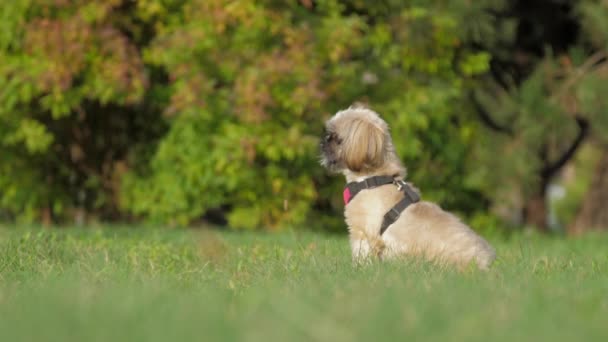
[0,226,606,341]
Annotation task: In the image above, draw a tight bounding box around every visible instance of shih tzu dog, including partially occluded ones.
[320,105,496,270]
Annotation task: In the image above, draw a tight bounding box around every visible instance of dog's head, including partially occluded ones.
[320,105,392,174]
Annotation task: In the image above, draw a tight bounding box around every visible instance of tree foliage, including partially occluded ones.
[1,0,495,229]
[0,0,166,223]
[470,0,608,231]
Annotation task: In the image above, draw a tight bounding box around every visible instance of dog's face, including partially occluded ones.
[320,107,390,174]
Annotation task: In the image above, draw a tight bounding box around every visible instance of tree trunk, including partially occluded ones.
[569,151,608,235]
[524,190,548,232]
[41,205,53,227]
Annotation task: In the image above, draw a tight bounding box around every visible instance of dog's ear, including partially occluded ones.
[343,119,385,172]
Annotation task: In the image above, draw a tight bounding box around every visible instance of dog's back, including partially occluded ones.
[345,185,496,270]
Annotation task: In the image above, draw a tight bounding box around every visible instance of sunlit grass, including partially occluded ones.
[1,227,607,341]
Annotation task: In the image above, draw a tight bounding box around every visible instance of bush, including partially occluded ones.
[0,0,492,229]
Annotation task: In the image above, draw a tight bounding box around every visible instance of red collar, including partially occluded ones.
[343,187,352,205]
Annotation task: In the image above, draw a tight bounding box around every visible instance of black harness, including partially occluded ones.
[343,176,421,235]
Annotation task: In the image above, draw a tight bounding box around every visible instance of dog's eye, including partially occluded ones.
[325,133,341,145]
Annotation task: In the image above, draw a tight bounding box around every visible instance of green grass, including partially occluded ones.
[0,226,607,342]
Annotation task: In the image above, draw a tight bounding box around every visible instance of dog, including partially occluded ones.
[320,105,496,270]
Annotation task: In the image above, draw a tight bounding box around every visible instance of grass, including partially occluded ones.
[0,226,607,342]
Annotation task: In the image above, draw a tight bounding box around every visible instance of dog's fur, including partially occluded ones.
[320,106,496,270]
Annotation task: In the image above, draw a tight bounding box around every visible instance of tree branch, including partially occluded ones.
[551,51,608,104]
[469,92,514,135]
[542,115,589,178]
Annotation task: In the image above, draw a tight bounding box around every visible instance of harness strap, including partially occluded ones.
[343,176,421,236]
[343,175,395,204]
[379,181,420,235]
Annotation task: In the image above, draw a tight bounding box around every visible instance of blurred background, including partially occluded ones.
[0,0,607,235]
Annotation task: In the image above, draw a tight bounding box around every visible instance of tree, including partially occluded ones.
[467,0,606,232]
[0,0,167,223]
[0,0,496,230]
[121,0,495,229]
[567,0,608,234]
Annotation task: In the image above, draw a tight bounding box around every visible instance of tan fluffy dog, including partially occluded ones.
[320,106,496,270]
